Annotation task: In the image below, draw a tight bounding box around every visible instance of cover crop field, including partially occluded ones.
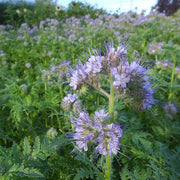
[0,2,180,180]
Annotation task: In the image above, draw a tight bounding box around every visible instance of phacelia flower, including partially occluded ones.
[94,109,109,121]
[103,42,128,68]
[163,102,178,119]
[25,62,31,68]
[73,111,94,151]
[156,60,173,69]
[164,102,177,114]
[111,61,155,110]
[63,93,78,104]
[61,93,81,111]
[69,56,104,90]
[96,123,123,156]
[72,109,123,156]
[69,42,155,110]
[85,56,103,74]
[148,42,164,55]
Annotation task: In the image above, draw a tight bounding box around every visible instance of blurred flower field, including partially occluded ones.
[0,2,180,180]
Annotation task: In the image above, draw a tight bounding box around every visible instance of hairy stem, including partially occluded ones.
[105,74,114,180]
[59,83,64,98]
[86,81,110,98]
[114,94,128,100]
[109,79,114,122]
[105,153,111,180]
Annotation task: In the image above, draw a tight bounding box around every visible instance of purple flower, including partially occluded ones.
[113,73,130,88]
[61,93,82,112]
[148,42,164,55]
[85,56,103,74]
[95,123,123,156]
[95,142,107,155]
[94,109,109,121]
[63,94,78,104]
[111,60,155,110]
[0,50,6,57]
[73,111,94,151]
[72,109,123,156]
[24,41,28,46]
[105,42,127,63]
[94,122,103,130]
[164,103,177,114]
[25,63,31,68]
[69,70,83,90]
[111,63,131,89]
[69,62,88,90]
[68,34,76,41]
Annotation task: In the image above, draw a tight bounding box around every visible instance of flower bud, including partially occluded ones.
[47,127,58,139]
[20,84,31,95]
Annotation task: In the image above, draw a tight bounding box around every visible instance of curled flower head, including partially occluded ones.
[94,109,109,121]
[72,109,123,156]
[95,123,123,156]
[164,102,177,114]
[63,93,78,104]
[61,93,81,111]
[85,56,103,74]
[69,55,104,90]
[47,127,58,139]
[105,42,127,64]
[69,42,155,110]
[111,63,131,89]
[112,61,155,110]
[69,42,128,91]
[73,111,94,151]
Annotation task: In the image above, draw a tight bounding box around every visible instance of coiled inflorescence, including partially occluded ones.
[69,42,155,110]
[72,109,123,156]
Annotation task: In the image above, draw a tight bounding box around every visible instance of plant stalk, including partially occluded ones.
[105,153,111,180]
[105,75,114,180]
[109,80,114,122]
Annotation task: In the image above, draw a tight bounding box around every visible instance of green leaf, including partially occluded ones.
[8,164,44,178]
[23,137,31,157]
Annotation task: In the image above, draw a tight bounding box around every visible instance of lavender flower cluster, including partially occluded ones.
[73,109,123,156]
[69,43,155,110]
[156,60,180,79]
[0,50,6,57]
[62,94,122,156]
[61,93,82,112]
[42,61,70,85]
[112,61,154,110]
[163,102,178,119]
[69,56,104,90]
[148,42,164,55]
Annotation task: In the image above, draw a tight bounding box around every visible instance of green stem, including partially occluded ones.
[109,82,114,122]
[56,114,61,130]
[86,81,110,98]
[59,83,63,98]
[155,54,158,63]
[105,153,111,180]
[168,55,176,100]
[45,82,47,92]
[105,75,114,180]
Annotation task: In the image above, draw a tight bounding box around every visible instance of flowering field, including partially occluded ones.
[0,6,180,180]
